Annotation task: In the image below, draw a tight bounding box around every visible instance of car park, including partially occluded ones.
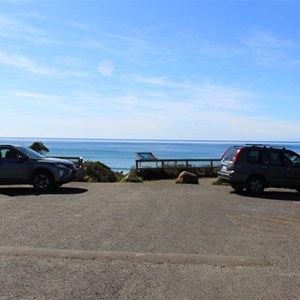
[218,144,300,193]
[0,145,77,192]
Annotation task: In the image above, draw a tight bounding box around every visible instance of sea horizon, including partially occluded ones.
[1,136,300,144]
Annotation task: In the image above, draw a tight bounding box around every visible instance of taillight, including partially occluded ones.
[233,148,244,164]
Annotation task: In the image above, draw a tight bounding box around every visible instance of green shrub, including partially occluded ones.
[120,172,143,183]
[136,167,192,180]
[29,141,49,155]
[212,178,229,186]
[81,161,117,182]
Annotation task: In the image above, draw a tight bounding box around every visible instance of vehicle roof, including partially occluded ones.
[230,144,288,150]
[0,144,24,147]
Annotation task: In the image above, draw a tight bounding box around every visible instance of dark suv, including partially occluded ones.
[218,144,300,193]
[0,145,77,192]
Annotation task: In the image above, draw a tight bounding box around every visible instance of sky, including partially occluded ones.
[1,0,300,141]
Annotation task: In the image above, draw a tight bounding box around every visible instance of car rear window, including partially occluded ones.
[222,147,241,161]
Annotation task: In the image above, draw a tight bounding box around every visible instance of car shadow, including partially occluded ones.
[0,186,88,197]
[232,190,300,202]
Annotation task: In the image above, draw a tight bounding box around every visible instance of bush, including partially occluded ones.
[80,161,118,182]
[120,172,143,183]
[212,178,229,186]
[29,141,49,155]
[136,167,187,180]
[135,164,219,181]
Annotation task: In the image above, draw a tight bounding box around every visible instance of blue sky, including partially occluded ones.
[1,0,300,140]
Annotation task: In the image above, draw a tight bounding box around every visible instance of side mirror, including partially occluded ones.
[17,155,26,162]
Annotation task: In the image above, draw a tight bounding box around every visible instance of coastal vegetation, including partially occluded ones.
[134,165,218,180]
[28,142,218,183]
[80,161,120,182]
[78,162,142,183]
[29,141,49,155]
[120,173,143,183]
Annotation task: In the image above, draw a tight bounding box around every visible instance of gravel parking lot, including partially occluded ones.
[0,178,299,299]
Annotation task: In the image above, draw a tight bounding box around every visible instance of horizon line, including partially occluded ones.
[1,137,300,144]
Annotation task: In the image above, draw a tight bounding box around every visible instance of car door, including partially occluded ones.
[0,147,30,183]
[282,151,300,187]
[262,150,288,186]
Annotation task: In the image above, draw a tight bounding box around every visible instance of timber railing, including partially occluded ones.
[135,158,221,175]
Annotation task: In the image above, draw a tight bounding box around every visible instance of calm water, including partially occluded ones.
[1,137,300,172]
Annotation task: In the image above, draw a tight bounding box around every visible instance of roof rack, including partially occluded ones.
[246,144,265,147]
[246,144,286,150]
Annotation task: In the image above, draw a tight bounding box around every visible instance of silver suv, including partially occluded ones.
[0,145,77,192]
[218,144,300,193]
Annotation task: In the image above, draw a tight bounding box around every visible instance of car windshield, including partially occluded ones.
[17,146,45,159]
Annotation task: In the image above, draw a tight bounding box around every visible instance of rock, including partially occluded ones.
[176,171,199,184]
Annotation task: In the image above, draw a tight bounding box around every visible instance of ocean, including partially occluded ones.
[1,137,300,172]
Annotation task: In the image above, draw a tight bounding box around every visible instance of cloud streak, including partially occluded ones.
[1,2,300,140]
[0,49,52,74]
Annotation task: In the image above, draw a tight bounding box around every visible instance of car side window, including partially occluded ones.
[283,152,300,166]
[1,148,18,160]
[247,150,262,164]
[263,151,281,166]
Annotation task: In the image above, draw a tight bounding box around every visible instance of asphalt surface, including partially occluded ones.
[0,179,299,299]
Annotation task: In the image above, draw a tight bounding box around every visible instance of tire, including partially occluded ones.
[246,176,264,193]
[230,183,244,191]
[32,172,54,192]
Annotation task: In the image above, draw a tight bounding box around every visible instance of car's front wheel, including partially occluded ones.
[246,176,264,193]
[54,182,64,189]
[32,172,54,192]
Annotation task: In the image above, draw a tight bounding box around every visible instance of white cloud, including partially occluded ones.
[240,30,300,68]
[0,49,52,75]
[242,30,295,49]
[194,30,300,69]
[10,91,56,101]
[98,60,114,76]
[0,14,42,38]
[68,20,97,32]
[133,75,170,86]
[3,83,300,140]
[6,90,83,115]
[0,49,90,78]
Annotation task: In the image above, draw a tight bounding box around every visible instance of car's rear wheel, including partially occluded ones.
[32,172,53,192]
[246,176,264,193]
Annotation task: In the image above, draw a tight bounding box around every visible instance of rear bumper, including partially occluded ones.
[218,170,247,184]
[218,170,233,181]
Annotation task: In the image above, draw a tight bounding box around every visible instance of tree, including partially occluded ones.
[29,141,49,155]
